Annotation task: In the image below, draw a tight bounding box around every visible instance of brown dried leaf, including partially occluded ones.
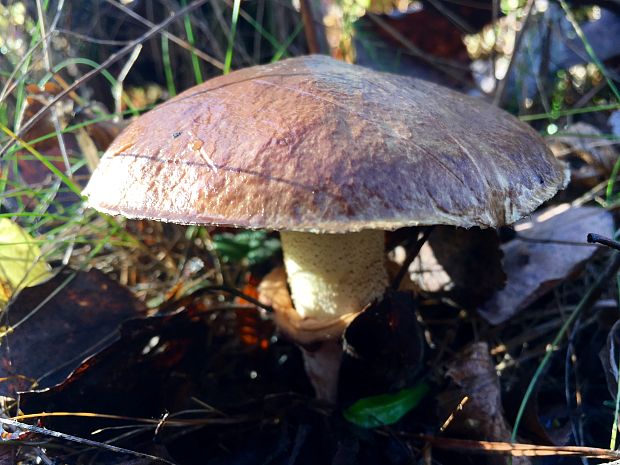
[340,291,425,402]
[0,269,145,396]
[18,308,208,437]
[478,204,614,325]
[548,122,619,188]
[408,226,506,308]
[439,342,531,465]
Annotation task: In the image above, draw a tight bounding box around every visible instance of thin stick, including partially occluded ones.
[35,0,72,177]
[299,0,329,54]
[391,228,433,290]
[587,233,620,251]
[105,0,223,69]
[113,44,143,117]
[414,434,620,460]
[492,0,535,105]
[157,285,273,315]
[0,417,174,464]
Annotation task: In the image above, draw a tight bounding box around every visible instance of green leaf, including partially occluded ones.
[246,237,281,265]
[213,231,280,265]
[212,234,251,263]
[343,383,430,428]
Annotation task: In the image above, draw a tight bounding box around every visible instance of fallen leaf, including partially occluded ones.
[18,308,208,437]
[407,226,506,308]
[439,342,531,465]
[17,304,318,465]
[548,122,618,187]
[339,291,425,402]
[353,2,485,85]
[0,268,145,395]
[478,205,614,325]
[0,219,52,303]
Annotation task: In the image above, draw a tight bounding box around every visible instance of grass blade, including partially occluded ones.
[181,0,204,84]
[224,0,242,74]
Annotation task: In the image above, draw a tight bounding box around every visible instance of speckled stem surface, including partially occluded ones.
[280,230,388,319]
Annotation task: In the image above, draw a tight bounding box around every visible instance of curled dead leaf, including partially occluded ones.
[479,205,614,325]
[548,122,619,188]
[406,226,506,308]
[439,342,531,465]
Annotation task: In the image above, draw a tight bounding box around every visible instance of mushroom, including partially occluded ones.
[83,55,568,401]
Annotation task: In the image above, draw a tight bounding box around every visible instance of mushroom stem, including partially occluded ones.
[280,230,388,319]
[300,341,343,401]
[279,230,388,401]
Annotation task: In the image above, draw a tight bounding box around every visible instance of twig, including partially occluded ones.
[0,418,175,464]
[518,236,598,247]
[412,435,620,460]
[13,411,247,426]
[587,233,620,251]
[391,227,433,290]
[105,0,224,69]
[36,0,72,176]
[54,28,133,46]
[157,285,273,315]
[113,44,143,118]
[492,0,535,105]
[429,0,477,33]
[299,0,329,54]
[253,0,266,61]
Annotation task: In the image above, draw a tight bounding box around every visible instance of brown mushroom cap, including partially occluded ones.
[83,55,567,232]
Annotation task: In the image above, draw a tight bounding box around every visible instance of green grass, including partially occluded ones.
[181,0,204,84]
[511,250,620,442]
[0,0,306,285]
[161,35,177,97]
[520,102,620,122]
[224,0,242,74]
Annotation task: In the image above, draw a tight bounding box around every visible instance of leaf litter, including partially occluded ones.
[438,342,532,465]
[479,204,614,324]
[0,268,145,395]
[10,212,610,464]
[2,1,620,463]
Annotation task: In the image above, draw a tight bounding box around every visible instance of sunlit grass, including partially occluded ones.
[0,0,305,290]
